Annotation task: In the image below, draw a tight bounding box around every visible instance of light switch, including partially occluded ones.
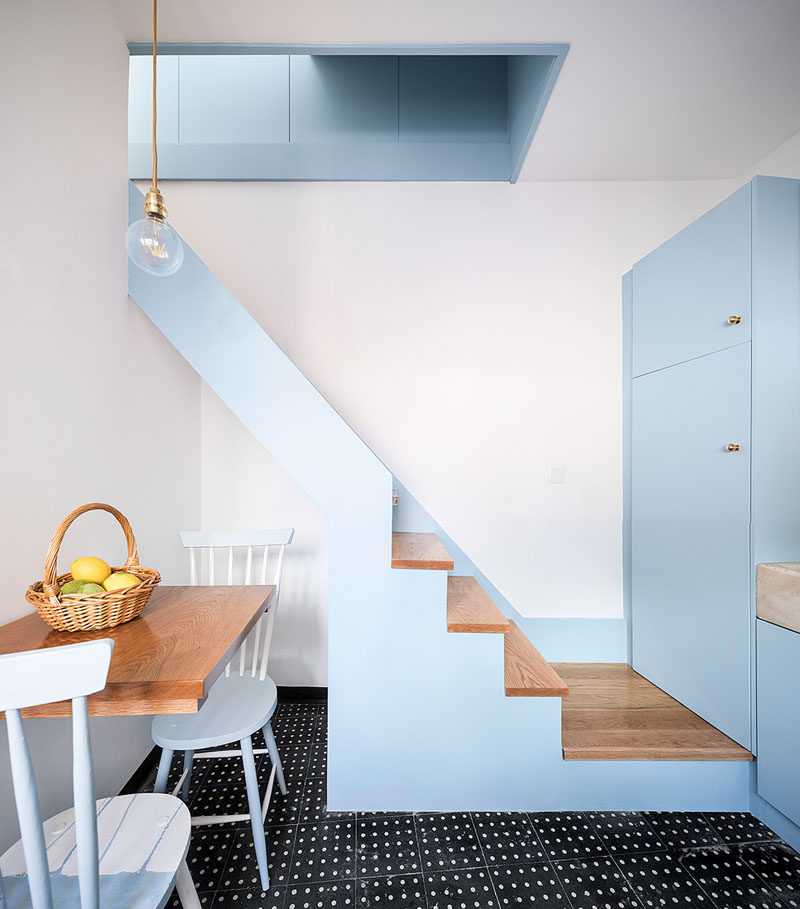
[548,466,566,484]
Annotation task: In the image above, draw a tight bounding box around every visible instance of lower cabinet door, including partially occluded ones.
[632,344,752,747]
[757,619,800,825]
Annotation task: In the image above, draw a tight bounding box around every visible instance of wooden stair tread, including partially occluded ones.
[504,621,569,697]
[391,532,454,570]
[556,663,753,762]
[447,577,510,633]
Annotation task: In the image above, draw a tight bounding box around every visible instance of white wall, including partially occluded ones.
[164,175,750,685]
[0,0,200,849]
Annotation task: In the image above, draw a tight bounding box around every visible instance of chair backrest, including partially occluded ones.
[0,639,114,909]
[179,529,293,681]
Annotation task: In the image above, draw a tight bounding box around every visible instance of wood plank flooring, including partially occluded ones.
[553,663,753,761]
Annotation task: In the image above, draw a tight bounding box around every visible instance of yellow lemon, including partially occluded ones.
[102,572,140,592]
[70,556,111,585]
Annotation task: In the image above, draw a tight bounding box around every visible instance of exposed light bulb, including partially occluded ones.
[126,215,184,277]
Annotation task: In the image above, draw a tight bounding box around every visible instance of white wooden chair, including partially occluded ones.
[0,638,200,909]
[151,529,293,891]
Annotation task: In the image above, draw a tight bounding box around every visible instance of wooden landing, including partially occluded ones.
[505,622,569,697]
[391,532,454,569]
[447,576,510,633]
[553,663,753,761]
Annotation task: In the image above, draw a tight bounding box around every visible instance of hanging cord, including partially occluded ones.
[152,0,158,189]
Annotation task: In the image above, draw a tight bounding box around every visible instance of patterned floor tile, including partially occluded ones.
[265,782,305,826]
[554,857,642,909]
[617,850,713,907]
[167,890,215,907]
[738,843,800,905]
[644,811,724,849]
[290,821,356,883]
[528,813,609,861]
[272,713,319,746]
[586,811,665,855]
[415,813,485,872]
[705,813,781,845]
[471,813,547,866]
[307,743,328,779]
[218,826,297,891]
[680,845,785,908]
[273,743,312,781]
[183,826,240,893]
[490,862,569,907]
[357,815,421,877]
[358,874,426,909]
[284,880,355,909]
[190,783,254,822]
[425,868,498,909]
[300,777,355,824]
[212,885,287,908]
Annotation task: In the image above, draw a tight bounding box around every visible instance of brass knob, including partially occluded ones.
[726,443,741,452]
[727,315,743,325]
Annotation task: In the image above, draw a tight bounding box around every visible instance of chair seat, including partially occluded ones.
[0,793,190,909]
[152,673,278,750]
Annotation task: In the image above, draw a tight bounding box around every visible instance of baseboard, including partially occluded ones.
[119,745,160,795]
[278,685,327,702]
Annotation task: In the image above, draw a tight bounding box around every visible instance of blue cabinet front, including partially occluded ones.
[757,619,800,826]
[632,344,752,747]
[632,183,751,377]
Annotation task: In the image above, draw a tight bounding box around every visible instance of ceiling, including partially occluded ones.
[106,0,800,181]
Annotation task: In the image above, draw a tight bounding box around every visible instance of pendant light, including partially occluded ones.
[126,0,184,277]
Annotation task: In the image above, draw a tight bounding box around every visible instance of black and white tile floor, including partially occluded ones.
[144,700,800,909]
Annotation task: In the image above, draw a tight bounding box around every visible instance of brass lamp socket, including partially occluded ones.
[144,186,168,222]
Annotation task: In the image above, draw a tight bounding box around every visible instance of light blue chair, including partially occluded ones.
[151,530,293,891]
[0,638,201,908]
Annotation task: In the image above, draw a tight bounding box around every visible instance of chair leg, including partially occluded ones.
[175,859,202,909]
[182,750,195,802]
[241,736,270,890]
[154,747,174,794]
[263,722,287,796]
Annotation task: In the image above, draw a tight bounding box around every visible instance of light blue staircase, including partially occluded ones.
[129,182,752,811]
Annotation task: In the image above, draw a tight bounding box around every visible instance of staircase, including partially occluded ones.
[128,181,754,812]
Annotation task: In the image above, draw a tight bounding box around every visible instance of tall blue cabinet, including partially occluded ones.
[623,176,800,750]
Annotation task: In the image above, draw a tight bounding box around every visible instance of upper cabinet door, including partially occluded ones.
[632,184,752,377]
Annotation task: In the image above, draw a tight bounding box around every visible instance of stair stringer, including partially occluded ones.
[129,183,751,811]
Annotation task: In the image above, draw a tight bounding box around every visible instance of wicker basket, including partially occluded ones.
[25,503,160,632]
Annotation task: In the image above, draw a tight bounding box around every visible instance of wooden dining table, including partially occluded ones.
[0,585,275,718]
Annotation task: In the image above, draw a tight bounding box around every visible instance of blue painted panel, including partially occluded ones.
[622,271,633,663]
[507,54,559,182]
[129,43,571,58]
[130,183,751,813]
[756,619,800,826]
[178,56,289,143]
[128,55,178,145]
[290,56,398,142]
[128,140,510,182]
[751,177,800,567]
[632,344,752,746]
[398,57,507,142]
[632,184,751,377]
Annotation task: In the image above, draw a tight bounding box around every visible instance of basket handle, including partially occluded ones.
[43,503,140,597]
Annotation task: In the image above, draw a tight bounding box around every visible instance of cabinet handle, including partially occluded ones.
[727,315,743,324]
[725,443,741,452]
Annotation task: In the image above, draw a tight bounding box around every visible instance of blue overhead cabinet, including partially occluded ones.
[127,46,567,182]
[624,177,800,750]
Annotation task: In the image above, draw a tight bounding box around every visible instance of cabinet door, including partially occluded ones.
[632,344,751,747]
[757,619,800,825]
[632,183,751,377]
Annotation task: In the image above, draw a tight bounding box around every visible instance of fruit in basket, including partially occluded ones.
[61,580,104,596]
[103,572,140,592]
[71,556,112,584]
